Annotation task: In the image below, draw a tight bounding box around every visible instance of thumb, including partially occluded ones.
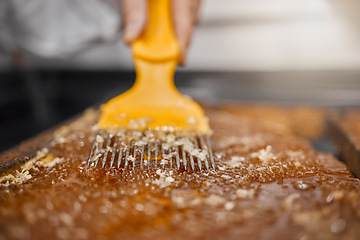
[121,0,148,45]
[172,0,194,65]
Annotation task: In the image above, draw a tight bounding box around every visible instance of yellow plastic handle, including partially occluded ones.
[131,0,180,62]
[98,0,210,134]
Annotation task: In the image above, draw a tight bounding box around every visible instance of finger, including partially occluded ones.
[172,0,194,65]
[192,0,202,25]
[121,0,148,45]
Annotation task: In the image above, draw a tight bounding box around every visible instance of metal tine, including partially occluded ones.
[174,146,180,170]
[93,152,102,167]
[88,131,215,171]
[124,142,130,168]
[188,144,195,170]
[199,136,210,170]
[139,146,144,168]
[117,145,123,168]
[153,143,158,168]
[94,131,107,167]
[102,133,113,167]
[181,145,188,170]
[132,144,137,168]
[158,142,163,168]
[161,147,170,169]
[147,143,151,168]
[87,131,99,166]
[194,138,202,170]
[109,135,118,167]
[167,148,172,168]
[206,135,216,170]
[133,142,142,168]
[154,142,159,168]
[168,148,173,169]
[161,147,166,168]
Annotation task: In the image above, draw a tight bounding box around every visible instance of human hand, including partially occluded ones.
[120,0,202,65]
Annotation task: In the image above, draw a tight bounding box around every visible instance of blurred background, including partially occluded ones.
[1,0,360,152]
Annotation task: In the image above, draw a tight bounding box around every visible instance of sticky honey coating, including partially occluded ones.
[0,106,360,240]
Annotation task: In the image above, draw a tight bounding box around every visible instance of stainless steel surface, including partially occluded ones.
[177,71,360,107]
